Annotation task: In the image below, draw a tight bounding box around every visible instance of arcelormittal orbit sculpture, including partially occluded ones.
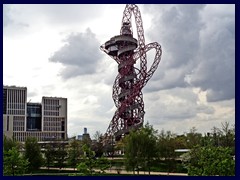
[100,4,162,141]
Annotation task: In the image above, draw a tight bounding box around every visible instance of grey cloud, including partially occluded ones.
[27,91,38,99]
[3,5,12,27]
[142,4,205,93]
[49,28,103,79]
[144,87,215,124]
[190,5,235,102]
[149,4,205,68]
[31,4,105,26]
[196,104,215,114]
[3,4,105,37]
[143,4,234,102]
[7,4,105,27]
[3,5,30,36]
[41,85,56,96]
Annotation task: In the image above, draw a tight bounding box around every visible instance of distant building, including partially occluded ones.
[77,135,83,140]
[3,85,67,142]
[77,127,91,142]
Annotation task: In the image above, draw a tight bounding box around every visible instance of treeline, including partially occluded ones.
[3,136,110,176]
[120,122,235,176]
[3,121,235,176]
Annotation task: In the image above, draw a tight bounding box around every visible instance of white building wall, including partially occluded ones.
[3,85,68,142]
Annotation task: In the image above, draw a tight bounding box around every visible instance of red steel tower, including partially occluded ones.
[100,4,162,141]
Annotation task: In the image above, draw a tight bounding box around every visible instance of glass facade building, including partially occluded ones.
[27,103,42,131]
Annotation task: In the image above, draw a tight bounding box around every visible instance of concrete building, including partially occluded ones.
[3,85,67,142]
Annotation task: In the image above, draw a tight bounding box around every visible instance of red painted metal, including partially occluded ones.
[100,4,162,141]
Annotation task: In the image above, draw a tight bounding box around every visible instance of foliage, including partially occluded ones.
[77,144,96,175]
[24,137,43,172]
[44,144,55,169]
[115,139,125,154]
[124,128,141,174]
[186,145,235,176]
[186,127,202,148]
[77,162,90,175]
[123,123,158,175]
[157,129,178,173]
[92,131,104,157]
[96,156,111,174]
[4,147,29,176]
[54,143,68,169]
[76,143,111,175]
[3,135,19,151]
[139,123,158,174]
[212,122,235,153]
[67,139,82,170]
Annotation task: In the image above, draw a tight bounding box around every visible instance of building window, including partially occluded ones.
[7,116,9,131]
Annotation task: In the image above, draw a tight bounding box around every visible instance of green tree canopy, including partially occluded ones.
[3,135,19,152]
[76,144,97,175]
[67,139,82,170]
[4,147,29,176]
[54,143,68,169]
[24,137,43,172]
[44,144,55,169]
[123,123,158,175]
[186,145,235,176]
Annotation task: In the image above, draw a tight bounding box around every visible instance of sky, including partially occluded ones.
[3,4,235,138]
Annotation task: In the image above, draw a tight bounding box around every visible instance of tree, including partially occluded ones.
[210,122,235,155]
[186,127,202,148]
[124,123,158,175]
[219,122,235,150]
[115,138,125,155]
[4,147,29,176]
[44,144,55,169]
[96,156,111,174]
[77,162,90,175]
[186,145,235,176]
[67,139,82,170]
[157,129,177,173]
[138,123,158,175]
[24,137,43,172]
[55,143,68,169]
[124,130,138,174]
[92,131,104,157]
[93,131,102,142]
[76,144,110,176]
[3,135,19,152]
[174,134,188,149]
[77,144,96,175]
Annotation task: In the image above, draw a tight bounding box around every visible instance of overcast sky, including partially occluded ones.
[3,4,235,138]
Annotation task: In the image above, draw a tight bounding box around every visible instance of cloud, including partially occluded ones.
[3,5,30,37]
[3,5,12,27]
[27,4,105,26]
[142,4,205,92]
[49,28,103,79]
[27,90,38,99]
[142,4,234,102]
[3,4,235,137]
[144,87,215,124]
[190,4,235,102]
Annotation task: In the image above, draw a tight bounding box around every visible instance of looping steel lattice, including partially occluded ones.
[100,4,162,141]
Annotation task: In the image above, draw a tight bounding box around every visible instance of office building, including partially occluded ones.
[3,85,67,142]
